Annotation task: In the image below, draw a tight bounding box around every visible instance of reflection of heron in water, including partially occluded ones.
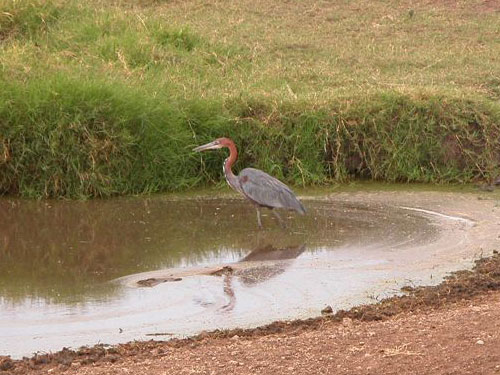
[217,243,306,312]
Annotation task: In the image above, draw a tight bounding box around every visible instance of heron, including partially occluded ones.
[193,137,306,228]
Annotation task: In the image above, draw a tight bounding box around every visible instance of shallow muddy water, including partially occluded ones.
[0,191,498,358]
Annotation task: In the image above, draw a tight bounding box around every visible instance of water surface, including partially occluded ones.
[0,195,460,357]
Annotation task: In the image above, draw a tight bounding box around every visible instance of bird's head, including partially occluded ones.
[193,137,233,152]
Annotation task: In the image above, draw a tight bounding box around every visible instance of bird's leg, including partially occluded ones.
[256,207,263,229]
[271,209,287,229]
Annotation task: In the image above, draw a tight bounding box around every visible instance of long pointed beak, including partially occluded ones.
[193,141,220,152]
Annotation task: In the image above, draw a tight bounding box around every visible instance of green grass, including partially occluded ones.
[0,0,499,198]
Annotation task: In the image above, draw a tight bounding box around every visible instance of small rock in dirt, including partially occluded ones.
[476,339,485,345]
[400,286,414,293]
[321,305,333,315]
[103,355,119,363]
[0,357,13,371]
[342,317,354,326]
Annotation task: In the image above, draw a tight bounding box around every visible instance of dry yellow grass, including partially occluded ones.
[1,0,499,103]
[144,0,500,102]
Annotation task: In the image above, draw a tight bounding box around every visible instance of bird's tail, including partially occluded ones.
[296,200,306,215]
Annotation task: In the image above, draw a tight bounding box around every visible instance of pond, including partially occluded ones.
[1,190,495,358]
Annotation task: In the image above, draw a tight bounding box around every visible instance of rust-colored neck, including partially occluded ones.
[223,139,238,174]
[222,139,240,192]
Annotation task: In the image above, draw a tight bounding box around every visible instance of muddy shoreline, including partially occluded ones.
[3,252,499,374]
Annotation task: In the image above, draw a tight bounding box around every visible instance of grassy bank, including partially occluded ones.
[0,0,499,198]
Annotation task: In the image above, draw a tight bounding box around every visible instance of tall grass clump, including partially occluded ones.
[318,94,500,184]
[0,0,62,41]
[226,94,500,187]
[1,77,500,198]
[152,26,200,51]
[0,74,232,198]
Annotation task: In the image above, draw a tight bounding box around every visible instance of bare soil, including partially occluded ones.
[2,253,500,375]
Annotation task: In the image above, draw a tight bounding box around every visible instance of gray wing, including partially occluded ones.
[238,168,306,214]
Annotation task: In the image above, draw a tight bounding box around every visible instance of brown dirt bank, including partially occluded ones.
[3,252,500,375]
